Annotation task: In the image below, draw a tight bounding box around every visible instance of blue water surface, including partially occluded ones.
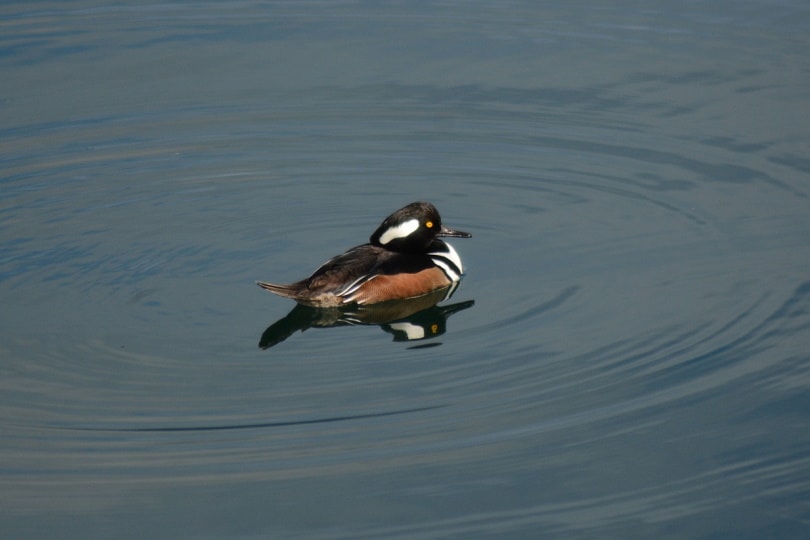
[1,1,809,538]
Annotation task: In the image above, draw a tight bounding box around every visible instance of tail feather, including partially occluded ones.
[256,280,303,299]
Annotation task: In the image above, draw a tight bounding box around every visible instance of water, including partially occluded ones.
[2,1,809,538]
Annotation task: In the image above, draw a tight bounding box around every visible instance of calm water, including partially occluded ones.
[2,1,809,538]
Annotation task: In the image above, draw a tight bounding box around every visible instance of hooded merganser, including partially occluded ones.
[257,201,471,307]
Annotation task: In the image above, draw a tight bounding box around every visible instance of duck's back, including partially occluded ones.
[305,244,388,293]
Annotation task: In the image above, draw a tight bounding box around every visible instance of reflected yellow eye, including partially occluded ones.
[425,221,434,228]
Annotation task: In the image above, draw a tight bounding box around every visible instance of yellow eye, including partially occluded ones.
[425,221,434,228]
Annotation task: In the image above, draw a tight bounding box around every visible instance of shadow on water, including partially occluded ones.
[258,286,475,349]
[56,404,449,433]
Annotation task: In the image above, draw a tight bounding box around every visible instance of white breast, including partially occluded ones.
[429,242,464,282]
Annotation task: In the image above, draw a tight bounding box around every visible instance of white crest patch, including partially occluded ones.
[379,218,420,245]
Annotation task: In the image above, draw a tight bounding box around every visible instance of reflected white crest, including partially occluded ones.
[388,322,426,340]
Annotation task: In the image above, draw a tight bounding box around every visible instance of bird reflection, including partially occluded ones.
[259,286,474,349]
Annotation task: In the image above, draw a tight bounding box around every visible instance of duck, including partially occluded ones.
[257,201,471,307]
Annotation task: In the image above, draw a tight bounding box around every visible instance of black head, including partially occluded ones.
[369,201,471,252]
